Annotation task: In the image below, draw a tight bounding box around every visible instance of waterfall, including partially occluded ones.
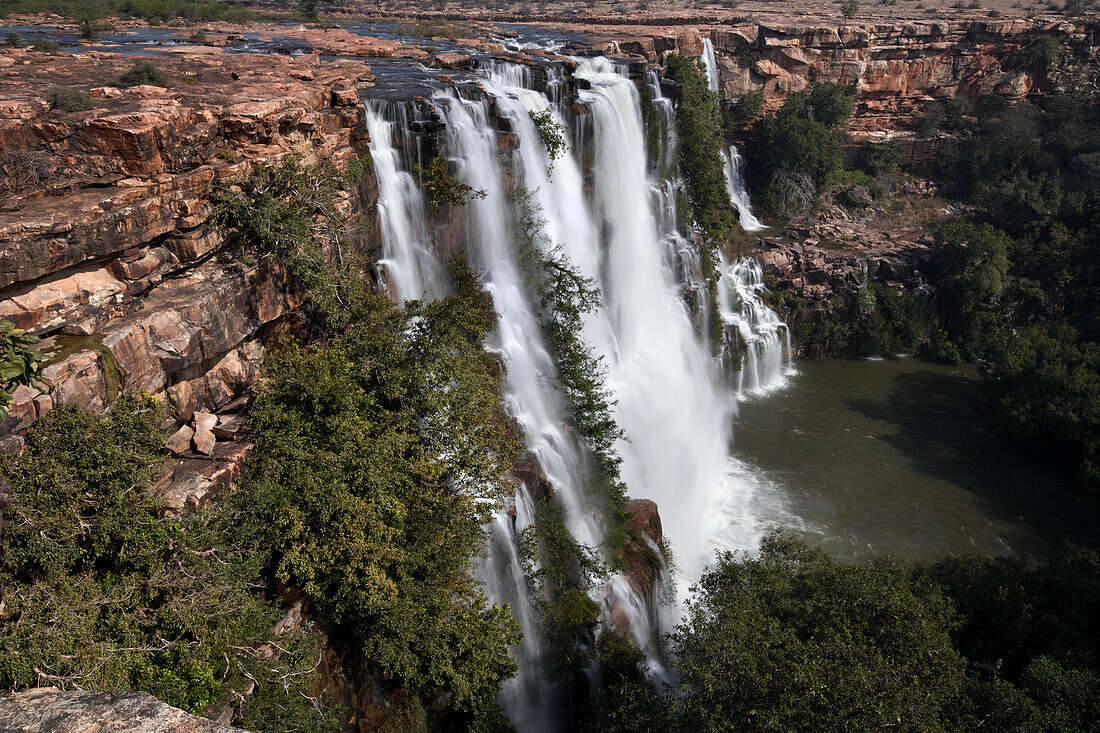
[572,58,752,587]
[724,145,766,232]
[717,255,795,397]
[363,101,447,301]
[701,37,766,232]
[369,55,796,728]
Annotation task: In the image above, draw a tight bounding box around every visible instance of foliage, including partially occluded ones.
[663,534,1100,731]
[0,320,41,416]
[71,1,109,38]
[111,60,172,88]
[909,92,1100,496]
[664,53,736,243]
[671,533,965,731]
[0,0,256,23]
[861,139,904,176]
[298,0,318,19]
[29,39,58,52]
[5,29,26,47]
[729,89,766,125]
[529,108,567,174]
[841,0,859,17]
[46,86,94,112]
[510,188,629,529]
[414,156,486,214]
[215,158,522,717]
[0,397,343,727]
[589,632,671,732]
[518,498,604,678]
[748,84,852,217]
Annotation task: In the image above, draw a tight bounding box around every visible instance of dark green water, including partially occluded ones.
[733,358,1079,562]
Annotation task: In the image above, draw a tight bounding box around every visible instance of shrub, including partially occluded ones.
[111,60,172,88]
[841,0,859,17]
[730,89,766,124]
[529,108,567,173]
[0,320,40,415]
[413,156,486,213]
[46,86,95,112]
[5,30,26,47]
[664,53,735,246]
[862,139,905,175]
[29,39,59,52]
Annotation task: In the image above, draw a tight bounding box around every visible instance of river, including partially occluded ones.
[731,357,1081,564]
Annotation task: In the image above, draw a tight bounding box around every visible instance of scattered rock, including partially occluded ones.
[192,411,217,455]
[166,424,195,455]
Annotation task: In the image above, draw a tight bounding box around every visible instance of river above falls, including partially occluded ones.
[730,357,1087,564]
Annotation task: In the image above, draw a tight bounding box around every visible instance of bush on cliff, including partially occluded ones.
[217,158,521,723]
[748,84,852,217]
[0,396,342,728]
[664,53,735,245]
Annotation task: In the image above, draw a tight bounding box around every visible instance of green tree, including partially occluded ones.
[664,53,736,244]
[671,534,966,731]
[0,320,40,416]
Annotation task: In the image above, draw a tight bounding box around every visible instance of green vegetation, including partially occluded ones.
[0,0,256,24]
[728,89,766,126]
[0,320,40,416]
[218,158,521,725]
[297,0,318,20]
[5,29,26,47]
[0,396,344,727]
[664,53,735,245]
[906,92,1100,497]
[29,39,59,52]
[111,60,171,88]
[747,83,854,217]
[841,0,859,16]
[529,108,567,174]
[3,159,521,729]
[413,156,486,214]
[46,86,94,112]
[595,534,1100,731]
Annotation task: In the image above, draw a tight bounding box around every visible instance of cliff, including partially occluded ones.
[0,49,376,504]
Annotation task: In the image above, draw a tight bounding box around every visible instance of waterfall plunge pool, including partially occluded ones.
[729,357,1091,564]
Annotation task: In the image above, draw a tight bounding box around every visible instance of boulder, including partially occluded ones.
[0,687,246,732]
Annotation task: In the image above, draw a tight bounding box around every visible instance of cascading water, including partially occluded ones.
[363,101,447,302]
[700,37,766,232]
[369,53,797,729]
[717,255,795,396]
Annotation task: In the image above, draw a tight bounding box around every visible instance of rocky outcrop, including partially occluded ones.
[575,18,1099,137]
[0,50,375,507]
[0,688,247,733]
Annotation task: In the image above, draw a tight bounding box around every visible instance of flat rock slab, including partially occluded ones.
[0,687,247,732]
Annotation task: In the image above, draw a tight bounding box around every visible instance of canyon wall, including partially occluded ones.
[0,50,375,503]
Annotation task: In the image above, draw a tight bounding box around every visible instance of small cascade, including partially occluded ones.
[363,100,447,302]
[717,255,795,397]
[724,144,766,232]
[700,37,766,232]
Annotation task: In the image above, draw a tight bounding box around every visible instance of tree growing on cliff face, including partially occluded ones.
[664,53,735,246]
[748,84,852,217]
[240,269,522,713]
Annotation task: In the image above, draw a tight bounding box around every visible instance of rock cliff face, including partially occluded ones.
[581,18,1099,137]
[0,50,376,497]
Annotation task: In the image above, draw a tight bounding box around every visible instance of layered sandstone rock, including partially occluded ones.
[577,18,1098,137]
[0,51,375,505]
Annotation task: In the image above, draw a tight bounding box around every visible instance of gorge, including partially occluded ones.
[1,6,1099,732]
